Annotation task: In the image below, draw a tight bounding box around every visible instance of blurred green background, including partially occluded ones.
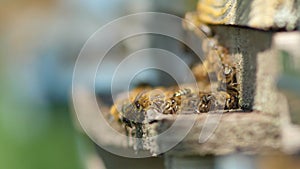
[4,1,299,169]
[0,0,197,169]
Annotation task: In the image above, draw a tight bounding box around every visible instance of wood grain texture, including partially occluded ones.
[211,26,280,113]
[193,0,299,30]
[151,111,281,156]
[73,77,300,157]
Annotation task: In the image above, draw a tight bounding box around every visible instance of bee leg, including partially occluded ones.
[124,124,129,136]
[135,123,143,139]
[133,123,144,151]
[123,123,133,146]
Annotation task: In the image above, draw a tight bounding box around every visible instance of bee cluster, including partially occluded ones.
[110,39,240,139]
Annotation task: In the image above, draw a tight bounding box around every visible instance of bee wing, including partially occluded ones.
[133,89,149,103]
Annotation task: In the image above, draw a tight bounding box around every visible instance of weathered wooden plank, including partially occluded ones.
[72,69,300,158]
[191,0,299,30]
[150,111,281,156]
[209,25,280,113]
[73,89,283,156]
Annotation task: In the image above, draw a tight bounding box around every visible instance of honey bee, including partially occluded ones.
[192,42,231,84]
[110,87,148,122]
[198,90,234,112]
[225,92,239,109]
[198,92,216,112]
[197,91,238,112]
[111,88,193,124]
[117,90,151,138]
[164,88,192,114]
[110,39,241,140]
[217,64,237,89]
[173,88,192,97]
[217,63,240,110]
[190,41,240,111]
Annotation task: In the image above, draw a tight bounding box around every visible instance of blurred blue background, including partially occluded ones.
[2,1,300,169]
[0,0,197,169]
